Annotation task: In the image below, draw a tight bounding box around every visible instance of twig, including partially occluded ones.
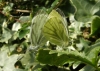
[15,9,30,13]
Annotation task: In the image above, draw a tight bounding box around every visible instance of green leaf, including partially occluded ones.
[0,50,8,66]
[19,29,30,39]
[2,55,19,71]
[70,0,100,22]
[30,10,48,47]
[90,16,100,36]
[69,14,84,38]
[80,65,96,71]
[37,49,94,66]
[19,16,30,24]
[21,50,35,65]
[0,28,12,43]
[76,38,91,51]
[86,42,100,66]
[13,69,24,71]
[43,10,69,47]
[0,50,19,71]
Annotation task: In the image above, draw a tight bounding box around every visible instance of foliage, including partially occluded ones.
[0,0,100,71]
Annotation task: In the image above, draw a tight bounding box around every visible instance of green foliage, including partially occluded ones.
[70,0,100,23]
[90,16,100,36]
[1,0,100,71]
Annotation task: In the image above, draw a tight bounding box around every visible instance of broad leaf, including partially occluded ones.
[70,0,100,22]
[37,49,94,66]
[0,51,19,71]
[2,55,19,71]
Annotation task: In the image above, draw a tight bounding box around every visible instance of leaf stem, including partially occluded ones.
[47,0,63,13]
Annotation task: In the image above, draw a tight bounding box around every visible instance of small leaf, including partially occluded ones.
[90,16,100,36]
[19,29,30,39]
[80,65,96,71]
[21,50,35,65]
[12,22,21,31]
[0,28,12,43]
[19,16,30,24]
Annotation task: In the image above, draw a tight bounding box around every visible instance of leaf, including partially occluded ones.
[37,49,94,66]
[70,0,100,22]
[0,50,8,66]
[80,65,96,71]
[21,50,35,65]
[13,69,24,71]
[0,28,12,43]
[30,10,48,47]
[12,22,21,31]
[19,16,30,24]
[76,38,91,51]
[85,42,100,66]
[90,16,100,36]
[19,29,30,39]
[43,9,69,47]
[0,50,19,71]
[3,55,19,71]
[69,14,84,38]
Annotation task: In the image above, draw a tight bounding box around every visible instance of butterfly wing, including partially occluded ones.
[43,9,69,47]
[30,10,48,47]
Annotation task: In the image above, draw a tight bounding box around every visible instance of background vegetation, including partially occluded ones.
[0,0,100,71]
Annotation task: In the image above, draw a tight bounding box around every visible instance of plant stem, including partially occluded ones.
[47,0,63,14]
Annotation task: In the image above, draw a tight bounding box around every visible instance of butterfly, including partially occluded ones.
[30,8,69,50]
[42,8,69,47]
[30,10,48,49]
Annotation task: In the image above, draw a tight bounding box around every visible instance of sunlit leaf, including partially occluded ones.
[80,65,96,71]
[70,0,100,22]
[0,28,12,43]
[12,22,21,31]
[19,16,30,24]
[3,55,19,71]
[0,50,19,71]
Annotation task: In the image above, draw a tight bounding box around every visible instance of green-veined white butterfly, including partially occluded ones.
[43,9,69,47]
[30,10,48,50]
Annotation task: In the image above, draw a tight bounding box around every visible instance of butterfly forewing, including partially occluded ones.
[43,9,69,47]
[56,8,69,37]
[30,10,48,47]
